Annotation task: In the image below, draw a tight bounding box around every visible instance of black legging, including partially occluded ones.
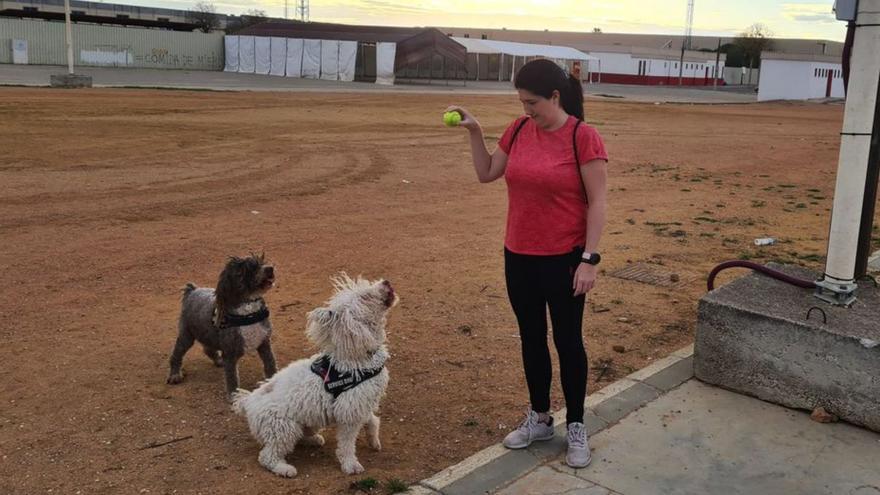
[504,247,588,425]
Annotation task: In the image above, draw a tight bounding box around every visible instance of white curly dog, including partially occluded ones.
[232,274,397,477]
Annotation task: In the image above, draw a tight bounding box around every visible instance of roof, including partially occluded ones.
[437,26,844,57]
[583,44,726,63]
[451,37,596,60]
[236,21,467,69]
[0,8,198,30]
[761,51,842,63]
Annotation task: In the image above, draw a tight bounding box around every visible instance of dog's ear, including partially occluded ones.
[306,307,334,349]
[215,257,244,326]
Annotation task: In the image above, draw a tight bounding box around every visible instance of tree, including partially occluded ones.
[226,9,268,33]
[719,43,746,67]
[188,1,220,33]
[734,23,773,83]
[592,27,602,33]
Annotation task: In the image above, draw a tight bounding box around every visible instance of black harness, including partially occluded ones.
[310,355,384,399]
[220,305,270,328]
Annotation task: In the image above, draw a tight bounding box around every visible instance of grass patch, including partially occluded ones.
[645,221,683,226]
[778,184,797,189]
[751,200,766,208]
[693,216,719,223]
[386,479,409,493]
[352,478,380,492]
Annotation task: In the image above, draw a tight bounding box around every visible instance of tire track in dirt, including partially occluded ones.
[0,149,393,231]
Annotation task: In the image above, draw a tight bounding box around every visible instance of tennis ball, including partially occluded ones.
[443,111,462,127]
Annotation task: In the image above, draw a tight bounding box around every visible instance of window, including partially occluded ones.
[814,68,818,77]
[117,14,130,19]
[157,17,169,22]
[463,34,469,38]
[23,6,38,11]
[72,10,85,15]
[481,34,488,40]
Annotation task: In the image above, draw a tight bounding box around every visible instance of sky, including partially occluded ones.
[138,0,847,41]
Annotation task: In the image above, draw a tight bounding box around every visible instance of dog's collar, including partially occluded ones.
[310,352,386,399]
[220,299,269,328]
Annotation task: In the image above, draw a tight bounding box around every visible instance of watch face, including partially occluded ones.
[582,253,600,265]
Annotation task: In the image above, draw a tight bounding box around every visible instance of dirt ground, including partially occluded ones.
[0,87,865,494]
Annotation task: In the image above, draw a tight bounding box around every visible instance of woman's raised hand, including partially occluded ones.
[444,106,480,131]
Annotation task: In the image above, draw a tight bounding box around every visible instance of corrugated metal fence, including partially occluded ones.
[0,18,224,70]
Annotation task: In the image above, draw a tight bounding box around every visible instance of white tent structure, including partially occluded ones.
[451,37,598,82]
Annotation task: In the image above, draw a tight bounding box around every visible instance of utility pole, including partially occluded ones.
[713,37,721,89]
[63,0,74,74]
[816,0,880,305]
[679,0,695,86]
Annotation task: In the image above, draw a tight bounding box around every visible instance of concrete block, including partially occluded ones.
[50,73,93,88]
[695,263,880,432]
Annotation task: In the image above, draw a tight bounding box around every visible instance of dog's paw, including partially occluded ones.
[270,464,297,478]
[302,434,325,447]
[166,372,184,384]
[368,436,381,451]
[341,459,364,475]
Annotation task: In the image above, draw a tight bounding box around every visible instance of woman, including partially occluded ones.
[447,58,608,468]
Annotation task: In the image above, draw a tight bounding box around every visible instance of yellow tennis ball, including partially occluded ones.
[443,111,462,127]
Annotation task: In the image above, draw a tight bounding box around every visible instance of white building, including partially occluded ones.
[758,51,844,101]
[583,45,725,86]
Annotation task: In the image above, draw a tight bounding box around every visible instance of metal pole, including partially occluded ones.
[816,0,880,305]
[678,40,685,86]
[64,0,74,74]
[713,38,721,90]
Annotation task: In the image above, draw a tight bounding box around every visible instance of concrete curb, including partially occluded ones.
[411,344,695,494]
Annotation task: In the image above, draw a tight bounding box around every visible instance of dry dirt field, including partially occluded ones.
[0,87,865,494]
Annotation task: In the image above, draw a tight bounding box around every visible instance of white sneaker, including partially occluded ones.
[503,410,555,449]
[565,422,592,468]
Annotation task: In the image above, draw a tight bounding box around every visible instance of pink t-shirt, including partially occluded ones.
[498,115,608,255]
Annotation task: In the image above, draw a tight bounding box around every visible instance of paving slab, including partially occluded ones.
[562,380,880,495]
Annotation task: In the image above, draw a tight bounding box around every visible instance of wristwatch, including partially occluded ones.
[581,252,601,265]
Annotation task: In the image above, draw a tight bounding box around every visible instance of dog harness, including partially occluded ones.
[310,355,384,399]
[220,302,270,328]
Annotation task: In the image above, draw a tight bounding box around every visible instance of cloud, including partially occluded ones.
[781,2,836,23]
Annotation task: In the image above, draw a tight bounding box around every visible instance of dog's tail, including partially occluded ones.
[181,283,197,300]
[230,388,251,415]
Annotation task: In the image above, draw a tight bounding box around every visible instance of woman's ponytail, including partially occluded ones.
[561,73,585,121]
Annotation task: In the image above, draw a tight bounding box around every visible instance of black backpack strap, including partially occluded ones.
[573,119,588,204]
[508,117,530,152]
